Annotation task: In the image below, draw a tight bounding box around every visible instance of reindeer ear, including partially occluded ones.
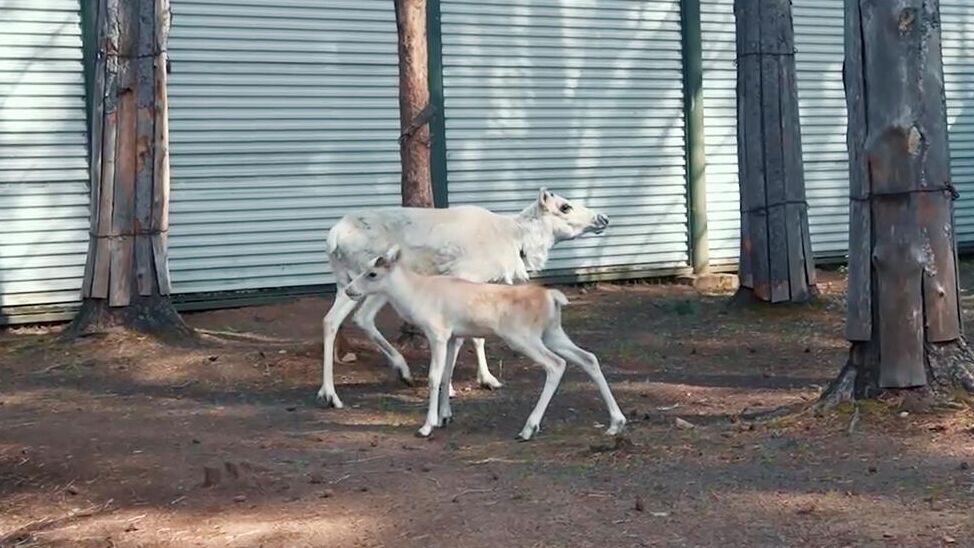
[538,187,551,205]
[383,245,402,265]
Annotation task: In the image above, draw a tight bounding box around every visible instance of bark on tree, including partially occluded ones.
[394,0,434,208]
[819,0,974,406]
[68,0,192,340]
[392,0,434,346]
[732,0,817,305]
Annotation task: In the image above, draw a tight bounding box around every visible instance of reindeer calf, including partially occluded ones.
[344,246,626,440]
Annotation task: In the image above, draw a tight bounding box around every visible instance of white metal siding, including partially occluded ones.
[792,0,849,257]
[440,0,690,274]
[699,0,738,265]
[942,0,974,245]
[701,0,849,264]
[0,1,89,310]
[166,0,402,294]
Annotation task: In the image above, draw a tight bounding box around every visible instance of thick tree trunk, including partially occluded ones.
[69,0,192,340]
[394,0,433,208]
[733,0,817,304]
[821,0,974,404]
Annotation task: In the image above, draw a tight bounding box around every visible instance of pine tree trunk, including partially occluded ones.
[392,0,433,346]
[68,0,192,340]
[394,0,433,208]
[821,0,974,405]
[733,0,817,305]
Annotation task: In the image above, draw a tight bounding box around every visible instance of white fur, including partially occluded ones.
[345,246,627,440]
[317,188,609,409]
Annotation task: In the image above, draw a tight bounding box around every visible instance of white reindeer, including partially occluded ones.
[317,188,609,409]
[344,246,627,440]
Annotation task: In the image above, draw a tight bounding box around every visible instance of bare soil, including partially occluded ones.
[2,267,974,547]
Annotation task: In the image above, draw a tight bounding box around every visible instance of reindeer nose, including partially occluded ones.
[597,214,609,226]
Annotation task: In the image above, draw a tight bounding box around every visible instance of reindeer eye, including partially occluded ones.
[367,272,378,279]
[559,204,573,214]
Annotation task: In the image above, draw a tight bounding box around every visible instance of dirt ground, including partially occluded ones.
[2,266,974,547]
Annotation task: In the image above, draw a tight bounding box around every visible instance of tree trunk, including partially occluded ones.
[394,0,433,208]
[732,0,817,305]
[68,0,192,340]
[392,0,433,346]
[820,0,974,405]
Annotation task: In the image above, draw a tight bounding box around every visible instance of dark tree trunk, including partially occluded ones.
[394,0,434,208]
[733,0,817,305]
[820,0,974,405]
[68,0,192,341]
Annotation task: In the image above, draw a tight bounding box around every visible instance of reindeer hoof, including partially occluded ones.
[416,425,434,438]
[397,370,415,387]
[315,391,344,409]
[516,424,540,441]
[606,417,627,436]
[478,377,503,391]
[438,415,453,428]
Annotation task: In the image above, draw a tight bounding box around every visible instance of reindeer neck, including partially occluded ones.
[512,204,556,272]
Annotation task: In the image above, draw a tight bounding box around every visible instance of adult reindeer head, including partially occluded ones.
[534,188,609,241]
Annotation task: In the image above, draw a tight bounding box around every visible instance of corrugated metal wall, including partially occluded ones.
[701,0,850,263]
[791,0,848,257]
[0,1,89,312]
[8,0,974,319]
[166,0,403,294]
[942,0,974,245]
[439,0,691,275]
[699,0,738,266]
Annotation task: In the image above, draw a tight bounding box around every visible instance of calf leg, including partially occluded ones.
[507,338,566,441]
[317,290,360,408]
[472,338,503,390]
[418,333,450,438]
[544,326,626,435]
[438,338,460,426]
[351,294,412,385]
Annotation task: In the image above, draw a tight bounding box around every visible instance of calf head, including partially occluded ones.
[345,246,401,301]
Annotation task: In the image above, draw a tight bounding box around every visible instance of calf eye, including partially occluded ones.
[559,204,573,214]
[367,272,378,279]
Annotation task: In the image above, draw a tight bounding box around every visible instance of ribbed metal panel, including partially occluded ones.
[699,0,739,265]
[166,0,402,294]
[0,1,89,310]
[440,0,690,274]
[942,0,974,245]
[701,0,850,264]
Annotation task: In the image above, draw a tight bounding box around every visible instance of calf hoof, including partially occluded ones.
[315,391,344,409]
[516,423,540,442]
[416,424,434,438]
